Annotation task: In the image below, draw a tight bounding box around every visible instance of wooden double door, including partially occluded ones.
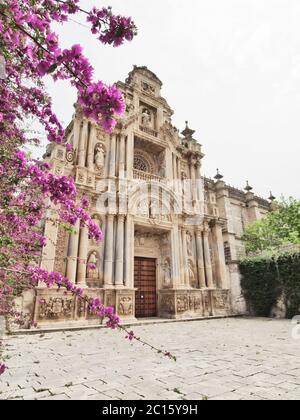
[134,257,157,318]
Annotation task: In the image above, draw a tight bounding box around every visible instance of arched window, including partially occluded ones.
[133,154,151,173]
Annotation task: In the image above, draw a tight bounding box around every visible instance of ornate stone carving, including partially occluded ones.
[38,297,74,320]
[177,294,189,313]
[142,81,155,95]
[94,143,106,174]
[133,150,154,174]
[186,232,193,256]
[149,199,160,220]
[141,107,153,128]
[194,295,203,312]
[66,150,75,163]
[118,296,133,316]
[76,169,86,185]
[54,165,64,176]
[213,290,230,310]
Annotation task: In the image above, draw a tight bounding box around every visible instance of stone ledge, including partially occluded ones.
[7,314,241,336]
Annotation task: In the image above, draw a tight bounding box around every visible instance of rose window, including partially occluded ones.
[133,155,151,173]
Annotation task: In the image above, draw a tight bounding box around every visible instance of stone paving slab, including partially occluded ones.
[1,317,300,400]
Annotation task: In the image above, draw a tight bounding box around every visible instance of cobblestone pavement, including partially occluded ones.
[1,317,300,400]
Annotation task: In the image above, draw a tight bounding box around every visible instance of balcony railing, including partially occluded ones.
[133,169,163,183]
[139,125,158,138]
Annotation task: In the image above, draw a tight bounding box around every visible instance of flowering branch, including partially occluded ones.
[0,0,138,376]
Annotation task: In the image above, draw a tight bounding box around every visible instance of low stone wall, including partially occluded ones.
[159,289,231,319]
[33,288,137,328]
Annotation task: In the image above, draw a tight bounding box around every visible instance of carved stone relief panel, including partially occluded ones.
[212,290,231,315]
[38,296,75,321]
[55,146,66,161]
[76,168,87,185]
[176,294,189,313]
[54,164,64,176]
[118,296,133,316]
[141,81,156,95]
[134,232,160,252]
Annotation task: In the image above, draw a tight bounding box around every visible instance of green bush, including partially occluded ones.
[240,252,300,318]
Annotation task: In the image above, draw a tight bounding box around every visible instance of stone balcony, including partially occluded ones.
[139,125,158,138]
[133,169,163,183]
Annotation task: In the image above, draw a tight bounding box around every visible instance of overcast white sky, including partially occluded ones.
[44,0,300,199]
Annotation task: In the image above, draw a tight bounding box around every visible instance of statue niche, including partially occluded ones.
[141,107,154,129]
[94,143,106,173]
[187,232,193,257]
[86,252,100,279]
[162,258,172,289]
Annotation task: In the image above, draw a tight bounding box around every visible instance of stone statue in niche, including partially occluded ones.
[141,108,152,127]
[86,252,99,279]
[136,199,149,217]
[187,232,193,256]
[150,199,160,220]
[162,259,172,288]
[94,143,106,171]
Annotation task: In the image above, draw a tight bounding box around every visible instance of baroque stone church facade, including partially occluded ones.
[24,66,271,327]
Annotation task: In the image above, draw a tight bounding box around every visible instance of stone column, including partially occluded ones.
[196,162,204,204]
[182,228,190,287]
[196,228,206,288]
[178,226,185,287]
[124,215,134,288]
[66,220,80,283]
[77,226,88,287]
[203,223,214,288]
[246,192,261,223]
[109,134,116,178]
[212,221,229,289]
[172,154,177,180]
[170,226,180,288]
[87,124,96,170]
[165,149,173,180]
[78,120,88,167]
[190,162,197,204]
[73,117,81,154]
[104,214,115,286]
[119,134,126,179]
[126,132,134,180]
[177,158,181,180]
[115,215,125,286]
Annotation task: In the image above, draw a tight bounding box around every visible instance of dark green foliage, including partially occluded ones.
[240,252,300,318]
